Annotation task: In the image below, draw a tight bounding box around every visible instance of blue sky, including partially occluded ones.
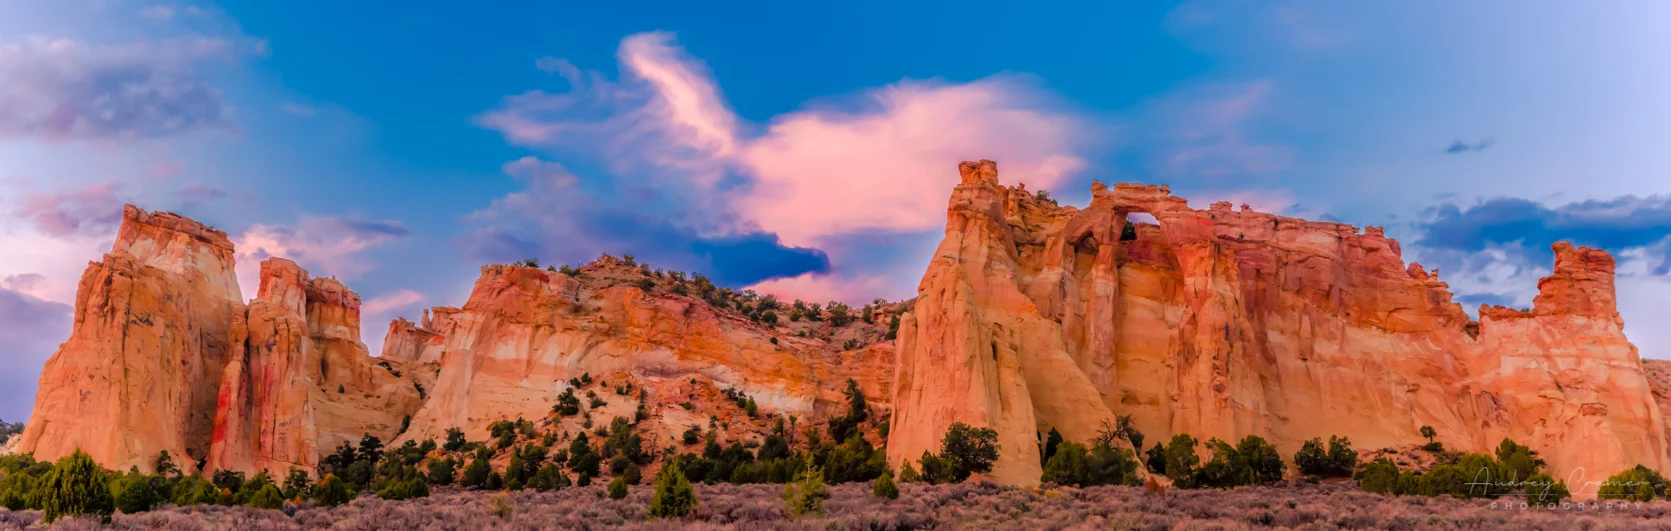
[2,1,1669,421]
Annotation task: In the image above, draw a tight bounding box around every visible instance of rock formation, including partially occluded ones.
[17,206,422,475]
[17,206,244,472]
[207,258,424,474]
[888,160,1669,492]
[385,258,897,445]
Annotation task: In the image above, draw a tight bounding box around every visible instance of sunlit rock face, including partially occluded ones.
[18,206,245,472]
[207,258,424,475]
[889,160,1668,491]
[386,258,898,445]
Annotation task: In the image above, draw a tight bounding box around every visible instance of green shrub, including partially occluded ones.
[1295,436,1357,477]
[1526,472,1570,504]
[248,484,285,509]
[872,469,899,499]
[782,464,828,518]
[938,422,999,482]
[462,456,490,488]
[608,476,628,500]
[897,461,921,483]
[1161,434,1200,488]
[649,457,698,518]
[111,471,159,514]
[310,473,356,507]
[1193,435,1285,488]
[171,475,219,506]
[375,477,429,501]
[1599,466,1663,501]
[38,449,114,523]
[427,457,457,485]
[0,469,40,510]
[1041,440,1140,487]
[282,467,312,500]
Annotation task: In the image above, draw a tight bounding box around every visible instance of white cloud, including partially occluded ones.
[233,215,410,300]
[363,289,424,316]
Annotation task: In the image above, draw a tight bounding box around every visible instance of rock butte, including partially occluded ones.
[12,161,1670,499]
[888,160,1667,493]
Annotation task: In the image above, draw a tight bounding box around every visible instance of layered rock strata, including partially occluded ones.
[889,160,1668,490]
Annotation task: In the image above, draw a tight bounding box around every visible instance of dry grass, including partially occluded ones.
[8,481,1671,530]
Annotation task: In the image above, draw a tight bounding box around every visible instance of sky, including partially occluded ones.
[2,0,1669,422]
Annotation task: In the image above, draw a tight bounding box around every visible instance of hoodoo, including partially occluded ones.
[888,160,1667,490]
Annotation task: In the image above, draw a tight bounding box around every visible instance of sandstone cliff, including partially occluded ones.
[18,206,423,475]
[889,160,1668,491]
[385,257,898,446]
[207,258,424,475]
[17,206,244,472]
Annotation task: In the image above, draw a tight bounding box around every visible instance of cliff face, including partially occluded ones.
[207,258,424,474]
[385,258,897,444]
[889,160,1668,491]
[18,206,244,472]
[18,206,421,475]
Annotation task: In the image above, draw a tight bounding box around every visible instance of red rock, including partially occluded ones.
[889,161,1668,495]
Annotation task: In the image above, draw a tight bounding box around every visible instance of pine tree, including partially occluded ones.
[648,457,697,518]
[38,449,114,523]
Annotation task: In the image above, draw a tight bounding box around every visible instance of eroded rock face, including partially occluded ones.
[18,206,244,472]
[207,258,424,475]
[389,259,897,444]
[889,161,1669,492]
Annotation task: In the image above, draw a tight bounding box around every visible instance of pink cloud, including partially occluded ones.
[232,215,410,299]
[747,272,893,307]
[363,289,424,316]
[17,181,126,238]
[479,33,1095,247]
[739,77,1092,247]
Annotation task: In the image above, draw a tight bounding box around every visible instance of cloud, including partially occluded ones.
[363,289,424,316]
[500,156,578,188]
[15,181,127,238]
[1154,80,1292,178]
[0,36,236,140]
[0,285,73,422]
[1417,194,1671,271]
[233,215,411,299]
[1444,139,1492,154]
[475,32,1098,296]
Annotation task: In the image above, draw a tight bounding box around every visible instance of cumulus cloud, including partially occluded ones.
[474,32,1098,299]
[16,181,127,238]
[0,36,236,140]
[0,285,73,421]
[233,215,411,299]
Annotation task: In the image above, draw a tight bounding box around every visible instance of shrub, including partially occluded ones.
[310,474,356,507]
[488,493,513,518]
[376,477,429,501]
[1526,472,1570,504]
[872,470,899,499]
[783,464,828,518]
[444,428,467,451]
[170,475,219,506]
[938,422,999,482]
[461,456,490,488]
[111,471,159,514]
[1295,436,1356,478]
[1356,459,1402,495]
[1161,434,1200,488]
[608,476,628,500]
[1193,436,1285,488]
[1599,466,1663,501]
[897,461,921,483]
[282,467,312,500]
[428,457,457,485]
[248,484,285,509]
[38,449,114,523]
[0,469,40,510]
[649,457,698,518]
[1041,440,1140,487]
